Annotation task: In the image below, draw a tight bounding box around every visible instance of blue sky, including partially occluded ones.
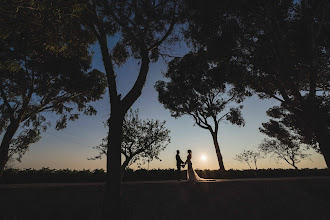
[16,41,327,171]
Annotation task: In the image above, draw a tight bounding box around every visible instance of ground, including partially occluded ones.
[1,177,330,219]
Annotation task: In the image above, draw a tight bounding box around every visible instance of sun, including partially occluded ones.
[201,155,207,161]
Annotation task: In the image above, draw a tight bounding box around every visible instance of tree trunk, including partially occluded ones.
[315,129,330,171]
[210,131,225,170]
[103,109,124,219]
[121,158,131,181]
[0,122,19,177]
[292,164,298,170]
[306,111,330,171]
[246,162,252,170]
[294,105,329,171]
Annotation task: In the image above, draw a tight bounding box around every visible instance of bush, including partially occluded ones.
[1,168,328,184]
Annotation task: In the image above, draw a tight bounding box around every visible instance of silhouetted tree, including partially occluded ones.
[79,0,183,216]
[4,156,16,170]
[183,0,330,169]
[156,52,246,170]
[259,138,311,170]
[90,109,170,177]
[0,0,106,177]
[234,150,262,170]
[259,113,316,169]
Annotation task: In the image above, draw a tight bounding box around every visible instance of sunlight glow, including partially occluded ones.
[201,155,207,161]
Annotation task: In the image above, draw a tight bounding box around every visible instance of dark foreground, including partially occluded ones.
[1,177,330,220]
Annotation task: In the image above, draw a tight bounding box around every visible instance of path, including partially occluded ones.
[1,177,329,219]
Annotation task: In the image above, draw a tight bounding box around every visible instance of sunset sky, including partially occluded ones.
[16,41,327,171]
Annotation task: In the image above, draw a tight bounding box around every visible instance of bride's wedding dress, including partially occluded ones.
[186,154,207,182]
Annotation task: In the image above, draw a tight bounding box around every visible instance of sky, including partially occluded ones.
[15,40,327,171]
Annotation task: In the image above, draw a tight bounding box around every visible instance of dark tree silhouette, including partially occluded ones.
[234,150,262,170]
[156,52,246,170]
[79,0,183,217]
[259,113,315,170]
[259,138,311,170]
[90,109,170,177]
[184,0,330,169]
[0,0,106,177]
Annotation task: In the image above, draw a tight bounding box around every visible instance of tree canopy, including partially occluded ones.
[156,52,247,170]
[0,0,106,175]
[182,0,330,169]
[79,0,184,216]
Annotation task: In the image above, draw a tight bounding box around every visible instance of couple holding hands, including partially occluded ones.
[176,149,206,182]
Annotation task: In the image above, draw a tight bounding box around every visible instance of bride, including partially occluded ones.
[185,149,210,182]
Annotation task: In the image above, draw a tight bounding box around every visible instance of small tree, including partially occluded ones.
[90,110,170,177]
[234,150,261,170]
[259,138,311,170]
[156,52,247,170]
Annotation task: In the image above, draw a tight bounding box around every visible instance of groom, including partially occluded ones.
[176,150,185,181]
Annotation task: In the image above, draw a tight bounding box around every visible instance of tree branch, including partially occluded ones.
[217,112,230,124]
[121,50,150,112]
[97,28,119,108]
[189,112,209,130]
[148,18,176,52]
[0,85,15,121]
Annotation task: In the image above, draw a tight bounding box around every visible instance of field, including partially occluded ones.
[1,177,330,220]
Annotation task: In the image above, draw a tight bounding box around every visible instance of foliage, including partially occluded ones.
[234,150,262,170]
[79,1,184,213]
[156,52,246,124]
[259,138,311,170]
[2,167,328,183]
[81,0,185,115]
[2,167,106,183]
[0,0,107,173]
[155,51,247,170]
[90,109,170,173]
[78,1,185,215]
[4,156,16,170]
[183,0,330,168]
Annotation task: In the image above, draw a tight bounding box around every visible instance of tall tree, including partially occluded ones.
[80,0,182,217]
[90,109,170,177]
[156,52,246,170]
[183,0,330,169]
[0,0,106,176]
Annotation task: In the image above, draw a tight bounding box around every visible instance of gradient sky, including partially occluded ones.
[16,41,327,171]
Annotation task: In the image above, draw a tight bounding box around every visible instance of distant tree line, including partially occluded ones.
[2,167,328,184]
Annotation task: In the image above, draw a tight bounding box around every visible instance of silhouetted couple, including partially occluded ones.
[176,149,207,182]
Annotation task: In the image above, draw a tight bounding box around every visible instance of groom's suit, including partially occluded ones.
[176,154,184,180]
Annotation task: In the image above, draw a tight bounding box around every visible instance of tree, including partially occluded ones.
[234,150,262,170]
[259,138,311,170]
[0,0,106,176]
[183,0,330,169]
[4,156,16,170]
[156,52,246,170]
[79,0,183,216]
[90,109,170,177]
[259,112,315,170]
